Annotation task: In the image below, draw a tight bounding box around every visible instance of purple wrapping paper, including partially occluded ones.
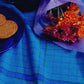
[33,0,84,53]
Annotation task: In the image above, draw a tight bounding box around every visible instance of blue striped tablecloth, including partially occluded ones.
[0,5,84,84]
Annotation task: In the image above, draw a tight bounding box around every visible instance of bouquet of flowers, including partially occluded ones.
[33,0,84,52]
[42,3,84,43]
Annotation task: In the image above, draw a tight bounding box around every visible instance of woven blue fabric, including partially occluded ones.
[0,3,84,84]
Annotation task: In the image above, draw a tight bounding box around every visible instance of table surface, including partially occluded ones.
[0,2,84,84]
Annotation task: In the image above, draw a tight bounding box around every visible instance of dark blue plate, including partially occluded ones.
[0,3,25,53]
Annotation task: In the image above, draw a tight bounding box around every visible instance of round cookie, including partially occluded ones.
[0,14,6,25]
[0,20,18,39]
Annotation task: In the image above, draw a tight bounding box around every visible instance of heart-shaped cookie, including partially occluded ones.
[0,20,18,39]
[0,14,6,25]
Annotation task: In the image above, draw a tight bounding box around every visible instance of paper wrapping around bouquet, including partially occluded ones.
[33,0,84,53]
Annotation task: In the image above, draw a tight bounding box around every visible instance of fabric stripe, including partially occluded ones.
[42,40,47,84]
[0,66,83,84]
[37,38,41,73]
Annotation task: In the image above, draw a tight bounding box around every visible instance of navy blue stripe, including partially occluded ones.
[0,67,83,84]
[0,67,36,81]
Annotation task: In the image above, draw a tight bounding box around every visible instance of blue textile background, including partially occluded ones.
[0,1,84,84]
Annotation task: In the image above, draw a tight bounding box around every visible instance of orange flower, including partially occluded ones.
[81,15,84,21]
[45,25,51,30]
[62,11,79,26]
[78,26,84,38]
[68,3,79,14]
[78,17,84,38]
[81,12,84,16]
